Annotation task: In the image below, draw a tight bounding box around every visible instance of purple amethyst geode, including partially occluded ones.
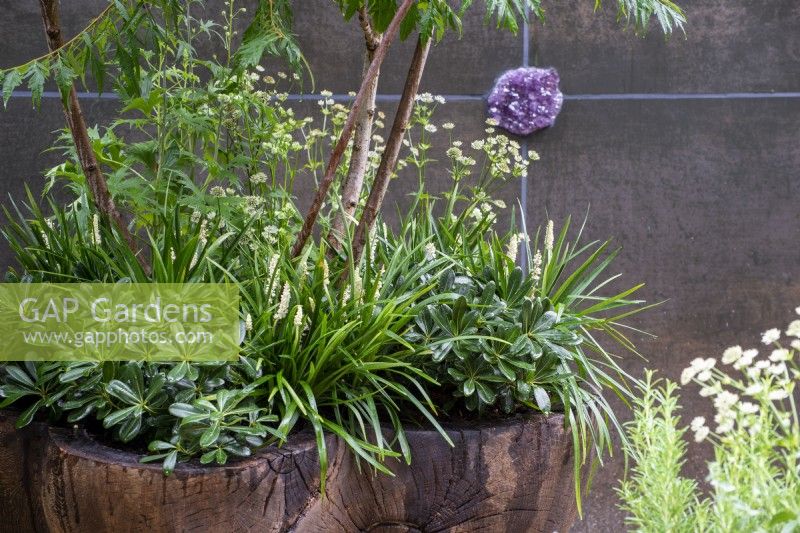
[487,67,563,136]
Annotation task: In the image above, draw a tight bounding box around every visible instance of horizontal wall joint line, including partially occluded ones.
[8,90,800,102]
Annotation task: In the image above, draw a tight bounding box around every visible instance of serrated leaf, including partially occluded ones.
[26,63,48,109]
[2,69,23,107]
[53,60,76,107]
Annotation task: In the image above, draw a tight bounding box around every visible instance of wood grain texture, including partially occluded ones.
[0,410,578,533]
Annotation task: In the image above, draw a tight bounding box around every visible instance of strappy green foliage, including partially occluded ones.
[0,0,674,508]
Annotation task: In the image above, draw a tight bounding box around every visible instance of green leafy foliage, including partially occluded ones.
[616,373,708,532]
[611,0,686,34]
[619,326,800,532]
[0,0,307,109]
[234,0,306,73]
[0,0,670,505]
[2,69,22,107]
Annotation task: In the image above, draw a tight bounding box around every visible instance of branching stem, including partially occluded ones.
[328,6,382,253]
[349,35,431,265]
[290,0,416,258]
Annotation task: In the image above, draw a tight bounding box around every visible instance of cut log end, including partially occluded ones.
[0,411,580,533]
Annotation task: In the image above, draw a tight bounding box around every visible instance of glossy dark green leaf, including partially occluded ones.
[106,380,140,404]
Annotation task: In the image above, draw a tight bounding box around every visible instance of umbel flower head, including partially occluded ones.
[487,67,563,136]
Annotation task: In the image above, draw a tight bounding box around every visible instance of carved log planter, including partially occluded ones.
[0,409,579,533]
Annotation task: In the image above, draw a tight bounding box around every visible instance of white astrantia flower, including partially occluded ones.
[275,283,291,320]
[442,122,455,130]
[250,172,268,184]
[762,328,781,345]
[722,345,743,364]
[755,360,770,370]
[446,147,463,159]
[690,416,706,430]
[424,124,437,133]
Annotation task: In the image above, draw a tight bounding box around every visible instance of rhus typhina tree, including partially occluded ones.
[289,0,685,264]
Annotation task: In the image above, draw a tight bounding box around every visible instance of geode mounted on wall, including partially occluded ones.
[487,67,563,136]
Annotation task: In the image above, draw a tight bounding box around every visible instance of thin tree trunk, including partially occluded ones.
[328,8,381,254]
[37,0,148,273]
[350,35,431,265]
[290,0,416,258]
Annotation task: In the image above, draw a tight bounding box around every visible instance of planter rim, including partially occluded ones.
[0,408,565,475]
